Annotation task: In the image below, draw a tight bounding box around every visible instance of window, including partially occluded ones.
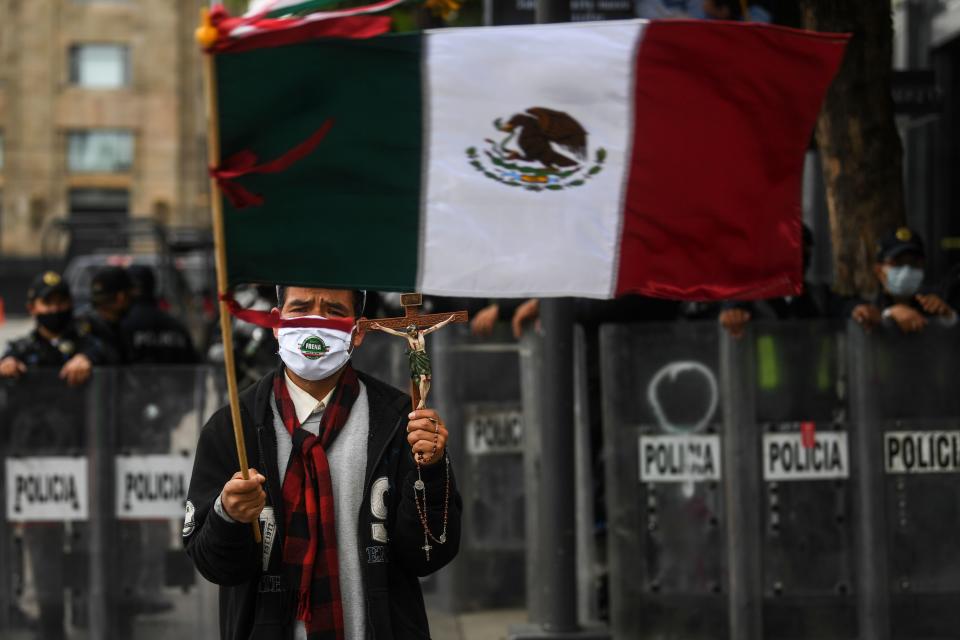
[69,44,130,88]
[68,188,129,216]
[68,189,129,254]
[67,130,134,172]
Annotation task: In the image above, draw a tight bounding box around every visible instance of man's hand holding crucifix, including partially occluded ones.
[361,294,466,468]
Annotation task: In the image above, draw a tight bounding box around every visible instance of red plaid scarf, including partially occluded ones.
[274,364,360,640]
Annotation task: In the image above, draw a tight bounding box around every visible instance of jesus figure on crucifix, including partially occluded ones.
[368,314,456,409]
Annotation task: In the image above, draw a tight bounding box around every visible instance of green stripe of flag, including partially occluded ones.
[218,33,423,290]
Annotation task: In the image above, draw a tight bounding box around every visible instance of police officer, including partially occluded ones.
[850,227,958,333]
[0,271,100,640]
[122,265,198,364]
[76,266,135,364]
[113,265,198,622]
[0,271,103,385]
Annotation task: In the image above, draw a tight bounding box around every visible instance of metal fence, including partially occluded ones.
[600,320,960,640]
[1,320,958,639]
[0,326,532,638]
[0,366,218,639]
[428,325,528,612]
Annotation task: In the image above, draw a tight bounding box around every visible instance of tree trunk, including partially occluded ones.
[799,0,905,296]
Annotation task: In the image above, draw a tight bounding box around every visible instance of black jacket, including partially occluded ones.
[3,325,106,367]
[184,368,462,640]
[75,308,128,364]
[121,300,199,364]
[721,282,825,321]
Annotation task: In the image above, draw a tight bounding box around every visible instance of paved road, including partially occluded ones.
[429,608,528,640]
[0,317,32,348]
[2,607,528,640]
[2,575,526,640]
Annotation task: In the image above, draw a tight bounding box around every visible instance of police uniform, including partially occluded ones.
[118,266,195,617]
[865,227,957,326]
[2,326,87,640]
[121,302,198,364]
[0,271,92,640]
[122,265,198,364]
[1,271,105,370]
[75,310,127,363]
[3,328,97,368]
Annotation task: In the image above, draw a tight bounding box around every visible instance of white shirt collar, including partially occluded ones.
[283,371,335,424]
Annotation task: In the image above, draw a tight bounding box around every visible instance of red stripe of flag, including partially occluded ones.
[616,21,848,300]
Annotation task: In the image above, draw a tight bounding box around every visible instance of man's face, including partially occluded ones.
[96,291,131,318]
[279,287,355,318]
[273,287,364,347]
[28,293,71,317]
[874,251,925,291]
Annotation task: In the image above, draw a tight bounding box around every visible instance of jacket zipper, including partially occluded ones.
[256,426,280,517]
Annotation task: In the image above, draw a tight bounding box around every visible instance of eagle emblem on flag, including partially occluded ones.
[466,107,606,192]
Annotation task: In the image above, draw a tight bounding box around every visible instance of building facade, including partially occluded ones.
[0,0,209,257]
[894,0,960,284]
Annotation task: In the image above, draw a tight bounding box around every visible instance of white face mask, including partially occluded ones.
[277,317,355,381]
[884,265,924,297]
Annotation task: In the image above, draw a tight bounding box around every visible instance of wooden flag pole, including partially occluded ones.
[197,9,261,543]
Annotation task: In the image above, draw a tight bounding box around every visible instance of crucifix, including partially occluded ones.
[359,294,467,562]
[358,293,468,410]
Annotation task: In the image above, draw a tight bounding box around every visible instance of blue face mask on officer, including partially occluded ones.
[882,265,924,298]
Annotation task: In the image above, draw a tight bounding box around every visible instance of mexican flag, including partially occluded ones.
[213,18,846,300]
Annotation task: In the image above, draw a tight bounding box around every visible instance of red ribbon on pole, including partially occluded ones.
[206,5,394,54]
[210,118,334,209]
[220,293,356,332]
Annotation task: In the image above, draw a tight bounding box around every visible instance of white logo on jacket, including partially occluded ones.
[370,476,389,544]
[260,507,277,570]
[182,500,196,537]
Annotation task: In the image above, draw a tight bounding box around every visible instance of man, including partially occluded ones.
[0,270,101,385]
[123,264,198,364]
[850,227,957,333]
[118,265,199,622]
[184,286,462,640]
[0,271,102,640]
[76,265,136,363]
